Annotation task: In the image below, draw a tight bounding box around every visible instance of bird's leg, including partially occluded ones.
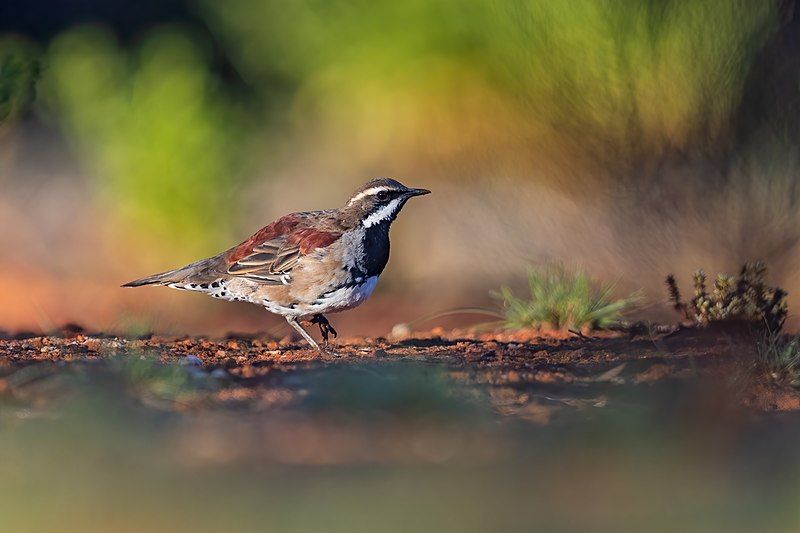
[310,314,338,345]
[286,316,321,351]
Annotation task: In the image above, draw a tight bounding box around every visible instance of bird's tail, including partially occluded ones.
[122,256,220,288]
[121,267,185,288]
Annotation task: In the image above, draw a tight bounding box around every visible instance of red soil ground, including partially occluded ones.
[1,324,797,417]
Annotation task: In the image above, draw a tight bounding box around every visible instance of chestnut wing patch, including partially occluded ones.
[226,229,341,284]
[227,238,300,283]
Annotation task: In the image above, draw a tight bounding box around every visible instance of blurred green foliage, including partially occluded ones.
[495,264,638,331]
[203,0,778,172]
[0,36,39,126]
[41,25,250,251]
[0,0,790,256]
[113,354,221,405]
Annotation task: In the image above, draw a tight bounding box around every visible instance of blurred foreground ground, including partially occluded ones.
[1,326,799,532]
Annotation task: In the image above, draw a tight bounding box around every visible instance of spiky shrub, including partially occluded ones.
[666,261,787,331]
[496,265,638,331]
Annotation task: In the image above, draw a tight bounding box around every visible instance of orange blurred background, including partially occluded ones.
[3,1,800,335]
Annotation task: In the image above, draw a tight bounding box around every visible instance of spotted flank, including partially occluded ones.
[167,279,243,301]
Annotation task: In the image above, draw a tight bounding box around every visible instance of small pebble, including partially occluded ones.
[182,355,203,366]
[390,323,411,340]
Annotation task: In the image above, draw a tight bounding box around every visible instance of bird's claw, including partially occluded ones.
[310,314,338,345]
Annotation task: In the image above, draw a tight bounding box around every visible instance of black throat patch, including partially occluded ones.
[360,222,391,277]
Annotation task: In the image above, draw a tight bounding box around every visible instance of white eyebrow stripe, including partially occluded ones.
[347,186,392,205]
[362,197,402,227]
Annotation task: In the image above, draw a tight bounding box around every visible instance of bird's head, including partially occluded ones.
[343,178,430,228]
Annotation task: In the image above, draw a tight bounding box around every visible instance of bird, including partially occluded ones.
[122,178,430,351]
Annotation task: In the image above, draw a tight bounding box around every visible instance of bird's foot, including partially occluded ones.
[310,314,338,346]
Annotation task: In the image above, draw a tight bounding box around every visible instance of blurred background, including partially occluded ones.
[4,4,800,531]
[3,0,800,335]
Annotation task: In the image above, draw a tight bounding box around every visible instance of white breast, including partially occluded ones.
[305,276,379,314]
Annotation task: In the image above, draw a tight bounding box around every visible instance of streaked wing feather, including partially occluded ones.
[252,243,282,254]
[270,253,300,273]
[226,237,300,283]
[234,273,285,283]
[234,252,276,266]
[223,213,343,285]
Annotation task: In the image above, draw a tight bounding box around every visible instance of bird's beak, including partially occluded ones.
[408,188,431,197]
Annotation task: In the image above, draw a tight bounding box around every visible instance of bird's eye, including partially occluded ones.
[376,190,389,201]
